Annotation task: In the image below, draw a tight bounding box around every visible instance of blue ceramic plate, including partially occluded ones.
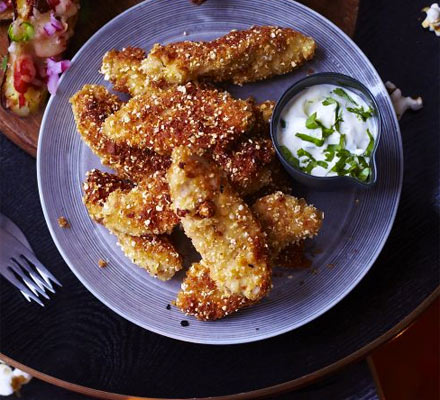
[37,0,402,344]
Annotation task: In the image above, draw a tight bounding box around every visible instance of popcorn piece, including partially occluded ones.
[0,361,32,396]
[422,3,440,36]
[385,81,423,120]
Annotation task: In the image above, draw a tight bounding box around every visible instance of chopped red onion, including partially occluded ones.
[0,1,9,12]
[43,12,64,36]
[46,58,71,95]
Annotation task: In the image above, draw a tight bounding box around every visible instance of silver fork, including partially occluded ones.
[0,215,61,306]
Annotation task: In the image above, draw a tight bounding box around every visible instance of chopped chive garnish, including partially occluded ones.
[332,88,358,105]
[306,111,334,137]
[304,160,316,174]
[295,132,325,146]
[322,97,344,132]
[321,125,334,138]
[306,112,319,129]
[358,156,369,168]
[358,167,371,182]
[364,128,375,156]
[334,109,343,132]
[322,97,338,106]
[280,145,300,168]
[297,148,315,160]
[347,106,374,122]
[280,87,374,182]
[324,149,335,162]
[1,55,7,72]
[339,134,346,149]
[331,154,348,174]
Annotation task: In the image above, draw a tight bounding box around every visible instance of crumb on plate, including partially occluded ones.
[57,216,69,228]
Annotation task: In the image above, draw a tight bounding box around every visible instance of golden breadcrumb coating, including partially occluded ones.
[252,191,323,256]
[212,101,275,196]
[168,146,271,301]
[117,233,182,281]
[176,262,253,321]
[82,169,182,280]
[102,82,255,156]
[70,85,170,182]
[100,47,177,96]
[140,26,316,85]
[176,230,313,320]
[101,47,148,95]
[83,169,178,236]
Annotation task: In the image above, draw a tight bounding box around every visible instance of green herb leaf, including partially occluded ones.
[317,160,329,168]
[1,55,7,72]
[331,154,349,174]
[297,148,315,160]
[347,106,374,122]
[334,109,344,132]
[321,125,334,138]
[305,111,335,138]
[358,156,369,168]
[322,97,338,106]
[358,167,371,182]
[364,128,375,156]
[280,145,300,168]
[339,134,346,149]
[280,119,286,129]
[332,88,358,105]
[303,160,318,174]
[324,148,335,162]
[306,112,319,129]
[295,132,325,146]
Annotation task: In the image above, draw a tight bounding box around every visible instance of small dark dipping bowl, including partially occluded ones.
[270,72,382,190]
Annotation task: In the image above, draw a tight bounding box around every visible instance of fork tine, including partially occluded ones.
[19,250,62,287]
[2,267,44,306]
[13,257,55,294]
[9,261,50,299]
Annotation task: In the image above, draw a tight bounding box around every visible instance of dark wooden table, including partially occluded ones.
[0,0,439,399]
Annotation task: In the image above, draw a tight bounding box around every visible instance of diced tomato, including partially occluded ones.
[18,93,25,107]
[13,55,36,94]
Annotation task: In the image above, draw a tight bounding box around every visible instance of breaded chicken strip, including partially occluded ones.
[117,234,182,281]
[102,82,255,156]
[168,146,271,301]
[212,100,275,196]
[83,169,178,236]
[175,190,321,320]
[175,262,253,321]
[70,85,170,182]
[252,191,323,257]
[101,27,315,95]
[82,169,182,280]
[140,26,316,86]
[101,47,148,95]
[213,100,293,197]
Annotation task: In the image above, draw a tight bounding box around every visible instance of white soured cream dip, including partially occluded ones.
[277,84,378,182]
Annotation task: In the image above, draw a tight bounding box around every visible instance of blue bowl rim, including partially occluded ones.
[270,72,383,188]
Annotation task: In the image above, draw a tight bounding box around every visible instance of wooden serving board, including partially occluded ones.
[0,0,359,157]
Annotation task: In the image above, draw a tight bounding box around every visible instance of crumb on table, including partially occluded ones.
[98,259,108,268]
[57,216,69,228]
